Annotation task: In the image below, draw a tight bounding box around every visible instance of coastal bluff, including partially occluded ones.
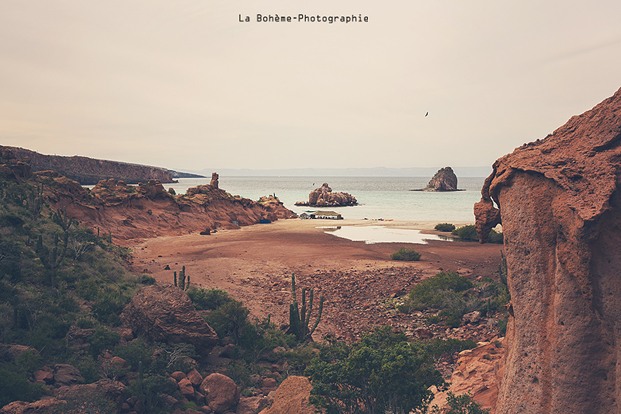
[4,146,178,185]
[475,87,621,414]
[295,183,357,207]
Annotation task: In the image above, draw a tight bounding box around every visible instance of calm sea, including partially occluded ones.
[166,177,485,222]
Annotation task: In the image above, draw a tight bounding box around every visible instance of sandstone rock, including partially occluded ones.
[0,399,63,414]
[236,396,269,414]
[210,172,219,188]
[430,340,504,413]
[120,285,218,354]
[258,376,315,414]
[200,373,240,413]
[462,311,482,325]
[171,371,187,382]
[0,344,38,360]
[33,366,54,384]
[53,364,83,386]
[187,368,204,387]
[418,166,459,191]
[474,87,621,414]
[55,379,126,404]
[178,378,195,398]
[295,183,357,207]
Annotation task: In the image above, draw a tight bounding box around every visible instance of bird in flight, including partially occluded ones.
[425,112,429,117]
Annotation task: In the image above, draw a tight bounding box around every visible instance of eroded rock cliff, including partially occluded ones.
[475,87,621,414]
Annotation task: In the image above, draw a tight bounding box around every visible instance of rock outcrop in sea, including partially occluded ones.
[414,166,459,191]
[295,183,357,207]
[475,87,621,414]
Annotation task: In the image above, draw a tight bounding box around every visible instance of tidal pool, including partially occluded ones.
[320,225,451,244]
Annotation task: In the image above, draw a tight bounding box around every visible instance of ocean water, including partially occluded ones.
[167,176,485,222]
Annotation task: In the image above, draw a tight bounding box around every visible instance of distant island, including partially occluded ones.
[3,146,204,185]
[411,166,463,191]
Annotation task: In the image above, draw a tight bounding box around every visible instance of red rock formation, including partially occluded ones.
[1,162,296,242]
[200,373,240,413]
[475,87,621,414]
[120,285,219,354]
[4,146,176,185]
[258,376,316,414]
[295,183,357,207]
[210,172,219,188]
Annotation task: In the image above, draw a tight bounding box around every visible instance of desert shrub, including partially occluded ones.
[452,225,503,244]
[435,223,455,232]
[128,374,179,413]
[114,338,154,372]
[306,326,445,414]
[390,247,421,261]
[430,391,490,414]
[410,271,473,308]
[87,326,121,358]
[204,299,251,343]
[92,289,131,323]
[0,351,44,406]
[498,316,509,336]
[187,287,233,310]
[417,338,477,359]
[0,235,22,281]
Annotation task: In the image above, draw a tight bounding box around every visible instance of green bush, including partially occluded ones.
[306,326,445,414]
[204,299,251,343]
[114,338,154,372]
[410,271,474,309]
[452,225,503,244]
[434,223,455,232]
[390,247,421,261]
[87,326,121,358]
[187,287,234,310]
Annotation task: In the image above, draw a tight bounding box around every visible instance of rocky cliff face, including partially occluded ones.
[5,146,175,185]
[475,87,621,414]
[419,166,458,191]
[294,183,357,207]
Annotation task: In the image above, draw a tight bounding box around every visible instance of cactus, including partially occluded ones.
[28,185,44,220]
[36,232,68,286]
[288,273,323,342]
[174,266,190,291]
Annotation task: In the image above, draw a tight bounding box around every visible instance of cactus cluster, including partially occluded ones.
[288,273,323,342]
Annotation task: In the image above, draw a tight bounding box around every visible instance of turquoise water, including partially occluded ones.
[167,176,485,222]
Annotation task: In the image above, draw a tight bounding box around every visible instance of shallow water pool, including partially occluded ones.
[321,225,451,244]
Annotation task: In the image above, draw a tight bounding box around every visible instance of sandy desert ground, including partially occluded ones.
[127,219,503,341]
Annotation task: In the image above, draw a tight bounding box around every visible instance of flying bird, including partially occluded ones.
[425,112,428,117]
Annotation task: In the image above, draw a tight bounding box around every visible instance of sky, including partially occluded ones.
[1,0,620,173]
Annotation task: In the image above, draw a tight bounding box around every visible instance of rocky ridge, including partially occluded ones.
[475,87,621,413]
[4,146,177,185]
[294,183,357,207]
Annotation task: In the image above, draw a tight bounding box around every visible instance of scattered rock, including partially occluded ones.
[53,364,83,386]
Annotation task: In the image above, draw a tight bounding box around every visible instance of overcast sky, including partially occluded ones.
[1,0,620,173]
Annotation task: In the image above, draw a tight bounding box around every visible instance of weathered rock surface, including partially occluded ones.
[0,399,63,414]
[120,284,218,354]
[0,151,297,242]
[5,145,176,185]
[430,339,505,413]
[210,172,219,188]
[295,183,357,207]
[475,87,621,414]
[258,376,315,414]
[55,378,126,404]
[416,166,459,191]
[200,373,240,413]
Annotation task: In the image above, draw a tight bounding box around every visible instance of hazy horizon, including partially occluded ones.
[2,1,620,171]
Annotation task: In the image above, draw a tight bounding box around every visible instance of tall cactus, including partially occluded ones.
[174,266,190,291]
[288,273,324,342]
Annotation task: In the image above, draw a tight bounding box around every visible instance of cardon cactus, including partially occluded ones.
[288,273,324,342]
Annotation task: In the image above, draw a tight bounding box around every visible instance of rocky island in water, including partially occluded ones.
[412,166,462,191]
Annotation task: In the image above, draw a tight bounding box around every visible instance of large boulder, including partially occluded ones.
[475,87,621,414]
[200,373,240,413]
[258,376,315,414]
[120,284,218,354]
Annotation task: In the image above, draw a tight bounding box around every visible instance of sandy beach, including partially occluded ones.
[128,218,503,340]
